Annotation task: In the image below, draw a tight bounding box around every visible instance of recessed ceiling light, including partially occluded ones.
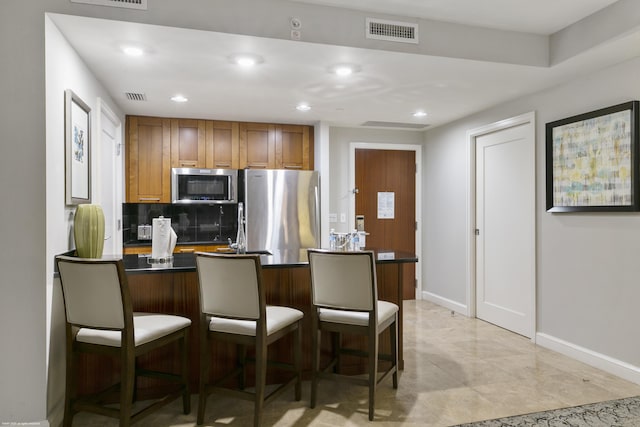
[171,95,188,103]
[237,57,256,67]
[296,103,311,111]
[334,66,353,76]
[413,111,427,117]
[122,46,144,57]
[329,64,360,77]
[232,54,263,68]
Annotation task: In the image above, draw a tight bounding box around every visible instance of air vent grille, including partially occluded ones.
[125,92,147,101]
[70,0,147,10]
[366,18,418,44]
[362,121,429,130]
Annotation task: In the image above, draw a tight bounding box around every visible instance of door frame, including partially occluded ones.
[96,97,123,256]
[466,111,536,339]
[349,142,422,298]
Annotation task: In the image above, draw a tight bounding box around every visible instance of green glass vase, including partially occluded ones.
[74,204,105,258]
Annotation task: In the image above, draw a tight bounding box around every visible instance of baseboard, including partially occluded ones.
[2,422,50,426]
[422,291,467,315]
[47,398,62,427]
[536,332,640,385]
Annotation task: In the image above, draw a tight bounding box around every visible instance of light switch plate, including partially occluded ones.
[340,213,346,223]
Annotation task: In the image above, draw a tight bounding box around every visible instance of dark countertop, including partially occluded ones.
[123,249,418,274]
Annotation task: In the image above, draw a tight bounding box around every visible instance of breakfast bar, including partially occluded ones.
[77,249,417,398]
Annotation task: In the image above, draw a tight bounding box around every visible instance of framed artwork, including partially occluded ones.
[65,89,91,205]
[546,101,639,212]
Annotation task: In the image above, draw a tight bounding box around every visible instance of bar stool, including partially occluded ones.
[55,255,191,427]
[195,252,303,427]
[307,249,399,421]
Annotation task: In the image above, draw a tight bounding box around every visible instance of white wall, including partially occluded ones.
[45,15,125,425]
[423,56,640,375]
[423,123,469,305]
[1,2,50,423]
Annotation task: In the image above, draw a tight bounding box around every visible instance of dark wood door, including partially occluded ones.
[355,149,416,299]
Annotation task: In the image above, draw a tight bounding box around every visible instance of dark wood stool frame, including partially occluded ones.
[56,255,191,427]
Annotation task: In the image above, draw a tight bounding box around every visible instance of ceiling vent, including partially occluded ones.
[70,0,147,10]
[125,92,147,101]
[366,18,418,44]
[362,121,429,130]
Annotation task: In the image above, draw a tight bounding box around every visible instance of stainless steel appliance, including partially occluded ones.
[242,169,320,252]
[171,168,238,204]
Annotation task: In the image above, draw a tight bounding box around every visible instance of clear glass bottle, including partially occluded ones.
[351,229,359,251]
[329,228,336,250]
[236,202,246,254]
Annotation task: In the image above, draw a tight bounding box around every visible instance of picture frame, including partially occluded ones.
[65,89,91,205]
[546,101,639,212]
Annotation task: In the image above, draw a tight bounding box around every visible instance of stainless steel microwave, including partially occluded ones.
[171,168,238,204]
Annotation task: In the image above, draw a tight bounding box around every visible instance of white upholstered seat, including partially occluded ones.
[76,313,192,347]
[207,305,303,336]
[195,252,303,427]
[307,249,399,421]
[55,255,191,427]
[318,300,398,326]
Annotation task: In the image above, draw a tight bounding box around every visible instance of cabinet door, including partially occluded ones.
[127,116,171,203]
[123,244,227,255]
[276,125,312,170]
[205,121,239,169]
[239,122,276,169]
[171,119,205,168]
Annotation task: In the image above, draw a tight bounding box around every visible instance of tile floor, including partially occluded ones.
[72,300,640,426]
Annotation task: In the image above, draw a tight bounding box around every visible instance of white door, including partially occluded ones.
[97,99,123,257]
[475,118,535,338]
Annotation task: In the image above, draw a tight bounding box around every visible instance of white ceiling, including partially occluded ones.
[50,0,638,130]
[291,0,620,34]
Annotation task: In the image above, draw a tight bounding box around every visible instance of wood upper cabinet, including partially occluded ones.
[205,121,239,169]
[127,116,171,203]
[239,122,276,169]
[240,122,314,170]
[126,117,314,200]
[276,124,313,170]
[171,119,205,168]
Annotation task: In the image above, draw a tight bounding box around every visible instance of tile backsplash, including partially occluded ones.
[123,203,238,246]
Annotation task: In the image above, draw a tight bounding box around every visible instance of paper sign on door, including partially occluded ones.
[377,192,395,219]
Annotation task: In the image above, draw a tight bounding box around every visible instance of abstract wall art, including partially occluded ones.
[546,101,639,212]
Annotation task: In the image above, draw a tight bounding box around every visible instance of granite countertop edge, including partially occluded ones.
[123,249,418,274]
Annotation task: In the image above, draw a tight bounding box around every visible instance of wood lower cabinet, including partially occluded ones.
[127,116,171,203]
[123,244,228,255]
[75,261,404,397]
[170,119,205,168]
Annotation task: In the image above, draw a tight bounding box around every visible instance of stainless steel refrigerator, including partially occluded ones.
[241,169,320,252]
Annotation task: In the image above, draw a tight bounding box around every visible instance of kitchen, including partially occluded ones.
[123,118,319,256]
[44,10,423,425]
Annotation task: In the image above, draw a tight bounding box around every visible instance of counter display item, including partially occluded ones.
[150,216,176,261]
